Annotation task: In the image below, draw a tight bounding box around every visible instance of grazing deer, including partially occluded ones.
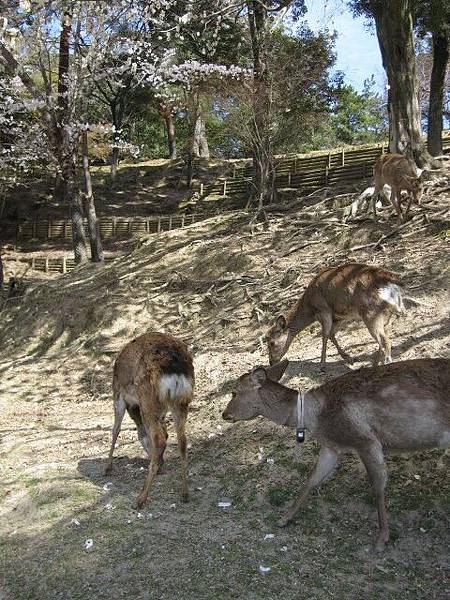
[105,332,195,508]
[222,358,450,552]
[266,263,404,371]
[372,153,425,221]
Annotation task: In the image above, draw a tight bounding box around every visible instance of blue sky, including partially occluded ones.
[303,0,385,92]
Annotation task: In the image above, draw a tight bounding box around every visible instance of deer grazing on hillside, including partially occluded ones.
[372,153,426,221]
[105,332,195,508]
[266,263,404,371]
[222,358,450,552]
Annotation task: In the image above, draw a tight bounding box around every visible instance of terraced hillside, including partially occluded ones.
[1,183,449,599]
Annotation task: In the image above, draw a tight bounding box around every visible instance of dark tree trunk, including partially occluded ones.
[247,0,277,208]
[372,0,433,167]
[82,131,103,262]
[57,8,88,263]
[0,246,3,290]
[62,157,89,264]
[428,30,449,156]
[164,111,177,159]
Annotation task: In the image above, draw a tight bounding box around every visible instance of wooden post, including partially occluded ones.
[62,256,67,274]
[287,172,291,187]
[294,157,297,174]
[328,152,332,168]
[157,217,161,233]
[325,166,329,185]
[45,257,49,273]
[181,214,185,227]
[146,219,150,233]
[168,216,173,230]
[31,257,35,270]
[223,180,227,196]
[47,220,52,240]
[341,148,345,166]
[112,218,116,237]
[200,182,204,196]
[128,220,132,236]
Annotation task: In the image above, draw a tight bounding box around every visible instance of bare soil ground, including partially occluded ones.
[0,188,449,599]
[1,158,237,222]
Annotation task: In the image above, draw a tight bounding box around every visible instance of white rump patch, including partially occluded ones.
[159,374,193,401]
[378,284,404,313]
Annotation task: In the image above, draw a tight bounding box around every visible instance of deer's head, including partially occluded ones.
[222,360,289,422]
[266,315,293,365]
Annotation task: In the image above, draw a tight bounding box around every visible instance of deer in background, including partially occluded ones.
[105,332,195,508]
[222,358,450,552]
[266,263,404,372]
[372,153,425,221]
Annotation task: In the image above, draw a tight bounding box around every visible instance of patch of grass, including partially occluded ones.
[266,484,295,507]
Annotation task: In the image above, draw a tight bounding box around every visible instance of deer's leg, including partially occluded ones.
[363,313,390,366]
[135,415,166,509]
[127,404,151,458]
[277,447,340,528]
[371,185,381,220]
[172,404,190,502]
[105,393,126,474]
[318,311,333,372]
[403,194,413,221]
[330,320,353,364]
[357,442,389,553]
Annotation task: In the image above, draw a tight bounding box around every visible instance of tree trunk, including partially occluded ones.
[428,30,449,156]
[110,145,120,183]
[82,131,103,262]
[372,0,433,167]
[247,0,277,208]
[164,111,177,159]
[61,158,89,264]
[191,114,210,159]
[0,246,3,290]
[57,7,88,263]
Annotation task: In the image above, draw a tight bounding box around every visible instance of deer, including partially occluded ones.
[222,357,450,552]
[105,332,195,508]
[266,263,404,372]
[372,153,426,221]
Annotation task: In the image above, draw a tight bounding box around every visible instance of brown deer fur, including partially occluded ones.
[266,263,404,371]
[372,153,424,221]
[105,332,195,508]
[222,358,450,551]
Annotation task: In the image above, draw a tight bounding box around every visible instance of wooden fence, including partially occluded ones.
[197,133,450,199]
[10,255,117,274]
[2,213,200,243]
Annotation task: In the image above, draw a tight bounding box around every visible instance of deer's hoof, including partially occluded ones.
[104,463,112,475]
[374,535,389,554]
[319,364,327,373]
[276,515,291,528]
[135,493,147,510]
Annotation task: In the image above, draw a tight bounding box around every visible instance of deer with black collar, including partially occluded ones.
[222,358,450,552]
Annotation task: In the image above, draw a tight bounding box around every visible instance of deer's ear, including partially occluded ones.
[275,315,287,331]
[266,358,289,382]
[251,366,267,387]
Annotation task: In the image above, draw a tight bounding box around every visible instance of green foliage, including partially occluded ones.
[328,76,388,146]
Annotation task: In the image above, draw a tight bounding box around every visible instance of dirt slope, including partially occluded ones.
[0,193,449,600]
